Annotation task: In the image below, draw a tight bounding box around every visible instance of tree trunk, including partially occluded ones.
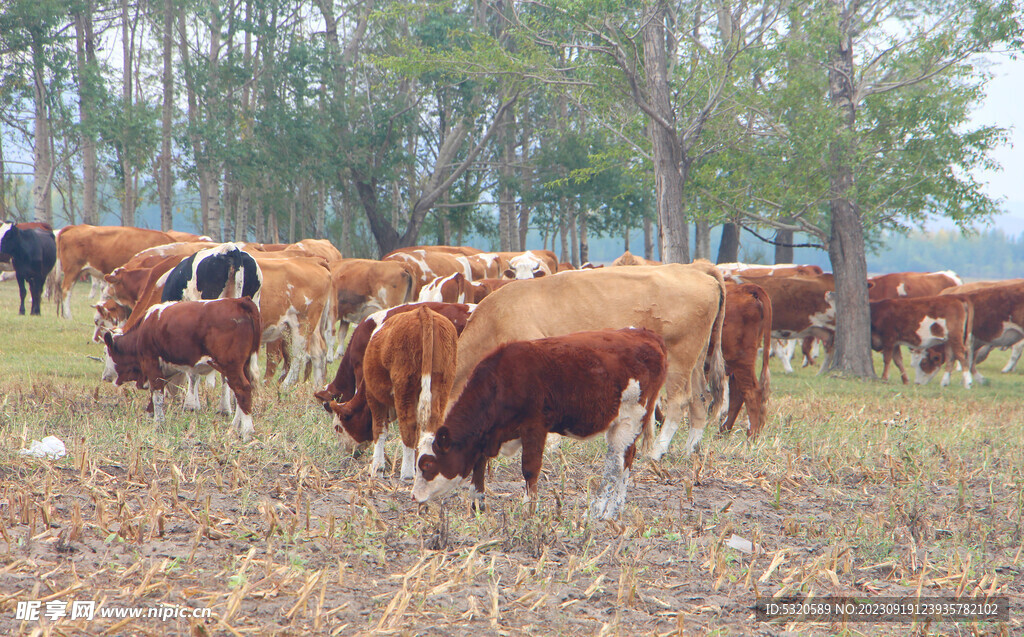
[0,132,5,219]
[158,0,174,231]
[75,4,98,225]
[774,223,794,263]
[517,130,531,251]
[559,203,569,262]
[643,216,655,260]
[579,210,590,264]
[30,36,52,224]
[717,222,740,263]
[568,207,578,267]
[498,106,516,251]
[824,1,874,378]
[642,3,689,263]
[623,224,630,252]
[694,218,711,260]
[120,0,136,226]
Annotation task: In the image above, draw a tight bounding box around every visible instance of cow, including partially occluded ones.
[502,250,559,279]
[417,272,514,304]
[448,262,725,459]
[326,306,458,479]
[0,222,57,315]
[383,249,472,293]
[923,283,1024,383]
[161,243,262,304]
[315,302,474,406]
[936,279,1024,373]
[164,230,213,243]
[55,225,179,318]
[719,263,823,278]
[867,270,962,301]
[719,283,773,437]
[413,328,667,520]
[612,251,662,267]
[729,273,836,374]
[93,254,191,341]
[254,255,333,387]
[329,259,416,358]
[869,296,974,387]
[101,298,262,441]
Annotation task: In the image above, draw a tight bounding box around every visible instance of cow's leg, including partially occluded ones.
[880,346,893,381]
[309,321,328,387]
[281,313,307,387]
[891,347,909,385]
[744,379,767,439]
[972,344,991,383]
[334,321,350,360]
[219,377,234,415]
[772,339,795,373]
[684,364,711,455]
[223,369,255,442]
[719,376,745,434]
[591,380,645,520]
[16,273,27,315]
[151,388,166,423]
[370,426,388,478]
[1002,341,1024,373]
[519,425,548,513]
[29,275,45,316]
[390,378,422,481]
[182,372,202,411]
[650,369,689,460]
[801,336,816,367]
[88,275,101,299]
[470,456,487,513]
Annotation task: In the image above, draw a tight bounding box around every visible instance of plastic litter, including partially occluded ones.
[19,436,67,460]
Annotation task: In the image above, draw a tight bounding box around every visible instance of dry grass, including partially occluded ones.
[0,281,1021,636]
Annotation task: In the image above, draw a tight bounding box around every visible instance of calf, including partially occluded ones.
[719,283,773,437]
[327,307,458,479]
[418,273,514,304]
[315,302,473,405]
[0,222,57,315]
[413,328,667,520]
[869,296,973,387]
[162,243,262,304]
[101,298,262,441]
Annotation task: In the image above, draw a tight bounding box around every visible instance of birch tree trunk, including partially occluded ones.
[158,0,174,231]
[30,35,52,224]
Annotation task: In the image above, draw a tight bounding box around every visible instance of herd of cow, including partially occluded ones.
[1,221,1022,518]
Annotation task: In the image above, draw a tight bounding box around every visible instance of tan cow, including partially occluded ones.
[612,251,662,266]
[55,225,178,318]
[254,255,333,387]
[450,262,726,458]
[329,259,416,357]
[327,306,458,479]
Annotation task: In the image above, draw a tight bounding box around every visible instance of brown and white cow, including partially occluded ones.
[329,258,416,357]
[101,298,261,440]
[315,302,474,405]
[164,230,213,243]
[867,270,962,301]
[93,254,191,341]
[417,272,515,304]
[719,283,773,437]
[254,255,333,387]
[938,279,1024,373]
[327,306,458,479]
[449,262,725,459]
[729,273,836,373]
[869,296,974,387]
[55,225,177,319]
[413,328,667,519]
[923,282,1024,383]
[501,250,559,279]
[719,263,824,278]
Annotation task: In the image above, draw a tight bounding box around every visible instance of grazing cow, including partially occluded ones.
[315,302,474,405]
[867,270,961,301]
[326,307,458,479]
[924,283,1024,383]
[413,328,667,519]
[935,280,1024,373]
[729,273,836,373]
[612,251,662,266]
[719,283,773,437]
[161,243,262,304]
[718,263,823,278]
[384,249,471,293]
[869,296,973,387]
[55,225,177,318]
[449,262,726,458]
[329,259,416,357]
[254,255,333,386]
[0,222,57,315]
[101,298,262,440]
[417,272,514,304]
[93,254,190,341]
[502,250,559,279]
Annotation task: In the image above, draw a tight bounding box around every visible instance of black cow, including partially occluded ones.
[0,222,57,315]
[162,243,262,303]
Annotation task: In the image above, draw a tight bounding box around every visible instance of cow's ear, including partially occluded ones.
[434,427,452,453]
[502,269,514,280]
[532,269,546,278]
[103,331,115,350]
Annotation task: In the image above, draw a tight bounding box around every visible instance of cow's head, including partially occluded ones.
[325,397,372,449]
[0,222,13,256]
[911,346,945,384]
[92,300,130,342]
[101,331,142,386]
[503,254,548,280]
[412,427,471,502]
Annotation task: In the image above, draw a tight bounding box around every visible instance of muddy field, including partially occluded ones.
[0,283,1021,636]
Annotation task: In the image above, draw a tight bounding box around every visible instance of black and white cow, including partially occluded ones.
[161,243,262,304]
[0,222,57,315]
[159,243,263,412]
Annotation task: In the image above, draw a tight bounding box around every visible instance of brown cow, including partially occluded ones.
[315,302,474,405]
[867,270,961,301]
[327,306,458,479]
[101,298,262,440]
[719,263,823,278]
[869,296,973,387]
[938,279,1024,373]
[55,225,177,319]
[329,259,416,357]
[449,262,725,459]
[413,328,667,519]
[164,230,213,243]
[719,283,773,437]
[93,254,190,341]
[923,283,1024,383]
[417,272,515,304]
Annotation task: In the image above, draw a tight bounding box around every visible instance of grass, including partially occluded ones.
[0,280,1022,635]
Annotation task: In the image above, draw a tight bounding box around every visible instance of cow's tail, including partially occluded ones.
[704,266,728,421]
[400,263,417,304]
[416,306,435,431]
[755,285,772,402]
[962,298,975,373]
[50,228,64,307]
[244,298,263,385]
